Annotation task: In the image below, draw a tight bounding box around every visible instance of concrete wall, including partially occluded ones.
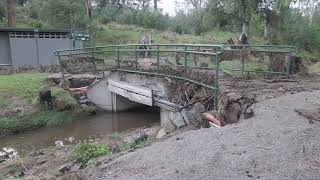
[87,78,113,111]
[87,78,143,112]
[0,32,12,65]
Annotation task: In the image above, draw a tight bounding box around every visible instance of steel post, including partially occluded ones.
[157,45,160,73]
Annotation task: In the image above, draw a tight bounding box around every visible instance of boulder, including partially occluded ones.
[58,162,74,172]
[55,141,64,149]
[156,129,166,139]
[244,107,255,119]
[170,112,186,128]
[227,92,242,101]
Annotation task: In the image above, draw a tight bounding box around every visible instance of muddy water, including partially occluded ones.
[0,107,160,152]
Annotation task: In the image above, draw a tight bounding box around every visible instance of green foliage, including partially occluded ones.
[47,169,59,177]
[0,109,69,134]
[73,144,110,164]
[119,135,153,151]
[100,15,112,25]
[129,134,152,149]
[117,9,169,30]
[51,87,78,109]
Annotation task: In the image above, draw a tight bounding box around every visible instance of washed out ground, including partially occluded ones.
[0,73,320,179]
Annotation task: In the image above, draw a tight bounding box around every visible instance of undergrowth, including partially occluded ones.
[0,108,70,135]
[73,144,110,165]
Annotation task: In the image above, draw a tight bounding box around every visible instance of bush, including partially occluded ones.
[51,87,78,111]
[100,15,111,25]
[28,20,43,28]
[73,144,110,165]
[0,109,69,135]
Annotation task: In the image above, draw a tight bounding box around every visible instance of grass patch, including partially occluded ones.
[93,23,263,46]
[0,97,10,109]
[120,135,153,151]
[47,169,59,177]
[0,73,47,102]
[0,109,70,134]
[73,144,110,165]
[220,59,269,77]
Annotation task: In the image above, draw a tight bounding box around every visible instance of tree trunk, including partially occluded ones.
[84,0,92,20]
[7,0,15,28]
[154,0,157,10]
[263,17,267,39]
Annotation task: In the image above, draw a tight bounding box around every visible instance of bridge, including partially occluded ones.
[54,44,295,131]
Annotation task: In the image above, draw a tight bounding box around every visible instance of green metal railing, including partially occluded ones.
[54,43,295,110]
[221,44,294,78]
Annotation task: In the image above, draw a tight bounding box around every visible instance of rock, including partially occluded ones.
[70,163,82,172]
[227,92,242,101]
[180,109,193,125]
[141,127,158,137]
[68,137,75,143]
[170,112,186,128]
[225,103,242,124]
[156,129,166,139]
[278,87,285,92]
[58,162,74,172]
[123,132,147,144]
[244,107,255,119]
[0,147,17,161]
[192,102,206,115]
[111,145,121,154]
[36,155,47,165]
[55,141,64,149]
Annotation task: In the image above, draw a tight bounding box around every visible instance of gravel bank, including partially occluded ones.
[94,90,320,180]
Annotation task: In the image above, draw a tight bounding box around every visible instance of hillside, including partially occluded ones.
[93,23,266,46]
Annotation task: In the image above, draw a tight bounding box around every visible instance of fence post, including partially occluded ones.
[184,45,188,77]
[214,47,220,111]
[57,51,65,86]
[91,47,97,73]
[117,46,120,68]
[241,46,245,77]
[157,45,160,73]
[135,45,138,71]
[286,47,293,79]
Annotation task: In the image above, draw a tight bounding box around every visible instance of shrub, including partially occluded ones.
[100,15,111,25]
[73,144,110,165]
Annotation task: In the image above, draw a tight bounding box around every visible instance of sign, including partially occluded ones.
[73,33,91,41]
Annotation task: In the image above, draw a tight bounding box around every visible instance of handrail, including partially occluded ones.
[54,43,296,110]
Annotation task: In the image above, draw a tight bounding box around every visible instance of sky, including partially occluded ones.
[159,0,180,16]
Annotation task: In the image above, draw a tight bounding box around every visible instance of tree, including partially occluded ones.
[0,1,6,23]
[154,0,158,10]
[7,0,15,28]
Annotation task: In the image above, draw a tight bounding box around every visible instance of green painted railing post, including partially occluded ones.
[241,46,245,77]
[91,47,97,73]
[157,45,160,73]
[184,45,188,77]
[135,45,138,70]
[214,47,220,110]
[286,47,293,79]
[117,46,120,68]
[57,51,65,86]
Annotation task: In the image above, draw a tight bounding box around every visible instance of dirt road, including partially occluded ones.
[93,90,320,180]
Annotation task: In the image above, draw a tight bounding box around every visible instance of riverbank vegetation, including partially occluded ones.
[0,73,81,135]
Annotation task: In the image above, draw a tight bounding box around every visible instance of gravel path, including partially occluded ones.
[93,90,320,180]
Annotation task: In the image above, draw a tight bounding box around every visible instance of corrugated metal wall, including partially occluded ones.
[0,32,12,65]
[4,31,83,67]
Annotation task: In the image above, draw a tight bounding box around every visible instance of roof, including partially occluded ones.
[0,28,71,34]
